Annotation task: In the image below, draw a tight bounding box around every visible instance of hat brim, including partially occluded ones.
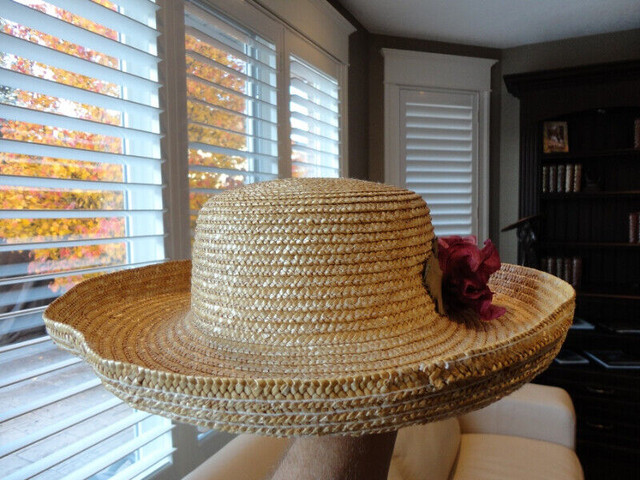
[44,260,574,436]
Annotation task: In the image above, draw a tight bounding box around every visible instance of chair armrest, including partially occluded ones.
[184,434,289,480]
[457,383,577,450]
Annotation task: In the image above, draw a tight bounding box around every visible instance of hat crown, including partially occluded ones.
[190,178,435,360]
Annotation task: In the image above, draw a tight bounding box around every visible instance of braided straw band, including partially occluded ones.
[44,178,575,436]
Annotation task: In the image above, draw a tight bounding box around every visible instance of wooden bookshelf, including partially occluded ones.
[505,60,640,480]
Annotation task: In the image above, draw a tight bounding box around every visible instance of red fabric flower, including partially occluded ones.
[437,236,506,321]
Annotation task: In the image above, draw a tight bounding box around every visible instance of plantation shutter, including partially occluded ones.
[289,55,341,178]
[400,89,478,236]
[184,1,279,233]
[0,0,173,478]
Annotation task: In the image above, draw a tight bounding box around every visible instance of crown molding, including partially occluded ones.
[504,60,640,98]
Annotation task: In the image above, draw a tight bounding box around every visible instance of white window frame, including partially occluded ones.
[1,1,172,478]
[383,48,496,240]
[162,0,353,260]
[213,0,352,180]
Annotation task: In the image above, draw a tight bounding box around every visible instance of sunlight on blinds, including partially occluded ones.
[0,1,172,478]
[289,55,340,178]
[184,2,278,233]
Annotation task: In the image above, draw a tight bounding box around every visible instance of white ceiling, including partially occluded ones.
[338,0,640,49]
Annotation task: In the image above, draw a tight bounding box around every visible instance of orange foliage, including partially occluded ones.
[188,148,247,171]
[0,119,123,153]
[1,17,119,69]
[0,54,120,97]
[185,34,246,74]
[4,89,122,125]
[27,242,126,280]
[14,0,119,41]
[0,10,261,298]
[184,32,254,213]
[188,170,244,191]
[189,192,211,213]
[0,2,126,296]
[91,0,118,11]
[186,56,246,93]
[188,124,246,149]
[1,186,124,211]
[0,217,125,244]
[186,78,244,115]
[187,100,245,134]
[2,153,123,182]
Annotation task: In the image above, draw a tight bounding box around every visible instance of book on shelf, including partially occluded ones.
[557,164,565,193]
[565,164,574,192]
[573,164,582,192]
[549,165,557,193]
[571,257,582,287]
[542,256,582,287]
[564,258,573,286]
[630,212,639,243]
[542,163,582,193]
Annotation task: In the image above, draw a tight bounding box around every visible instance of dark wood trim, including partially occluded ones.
[504,60,640,98]
[324,0,369,33]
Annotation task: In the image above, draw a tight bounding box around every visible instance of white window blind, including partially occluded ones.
[289,55,340,178]
[0,0,173,478]
[184,1,279,232]
[401,89,477,236]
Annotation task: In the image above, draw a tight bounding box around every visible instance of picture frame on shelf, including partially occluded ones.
[543,121,569,153]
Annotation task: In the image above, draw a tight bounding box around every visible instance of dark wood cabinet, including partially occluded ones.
[504,61,640,480]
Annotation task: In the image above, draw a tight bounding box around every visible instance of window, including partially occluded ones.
[179,1,348,238]
[1,0,352,478]
[178,0,349,236]
[290,55,341,178]
[0,0,172,478]
[383,49,496,240]
[183,2,279,233]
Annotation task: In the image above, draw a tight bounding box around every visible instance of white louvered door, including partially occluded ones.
[400,88,479,237]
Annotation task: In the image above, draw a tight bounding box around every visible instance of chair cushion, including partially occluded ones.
[389,418,461,480]
[452,433,583,480]
[183,435,288,480]
[457,383,577,449]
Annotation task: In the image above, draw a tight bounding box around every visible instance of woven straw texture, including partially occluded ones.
[44,178,575,436]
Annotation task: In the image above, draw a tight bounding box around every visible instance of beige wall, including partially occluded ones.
[498,29,640,263]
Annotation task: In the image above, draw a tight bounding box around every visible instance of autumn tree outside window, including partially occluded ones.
[181,0,347,239]
[0,0,171,478]
[184,2,280,235]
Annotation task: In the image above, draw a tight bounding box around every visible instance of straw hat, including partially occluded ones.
[44,178,574,436]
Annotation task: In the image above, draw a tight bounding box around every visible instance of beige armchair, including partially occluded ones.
[185,383,583,480]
